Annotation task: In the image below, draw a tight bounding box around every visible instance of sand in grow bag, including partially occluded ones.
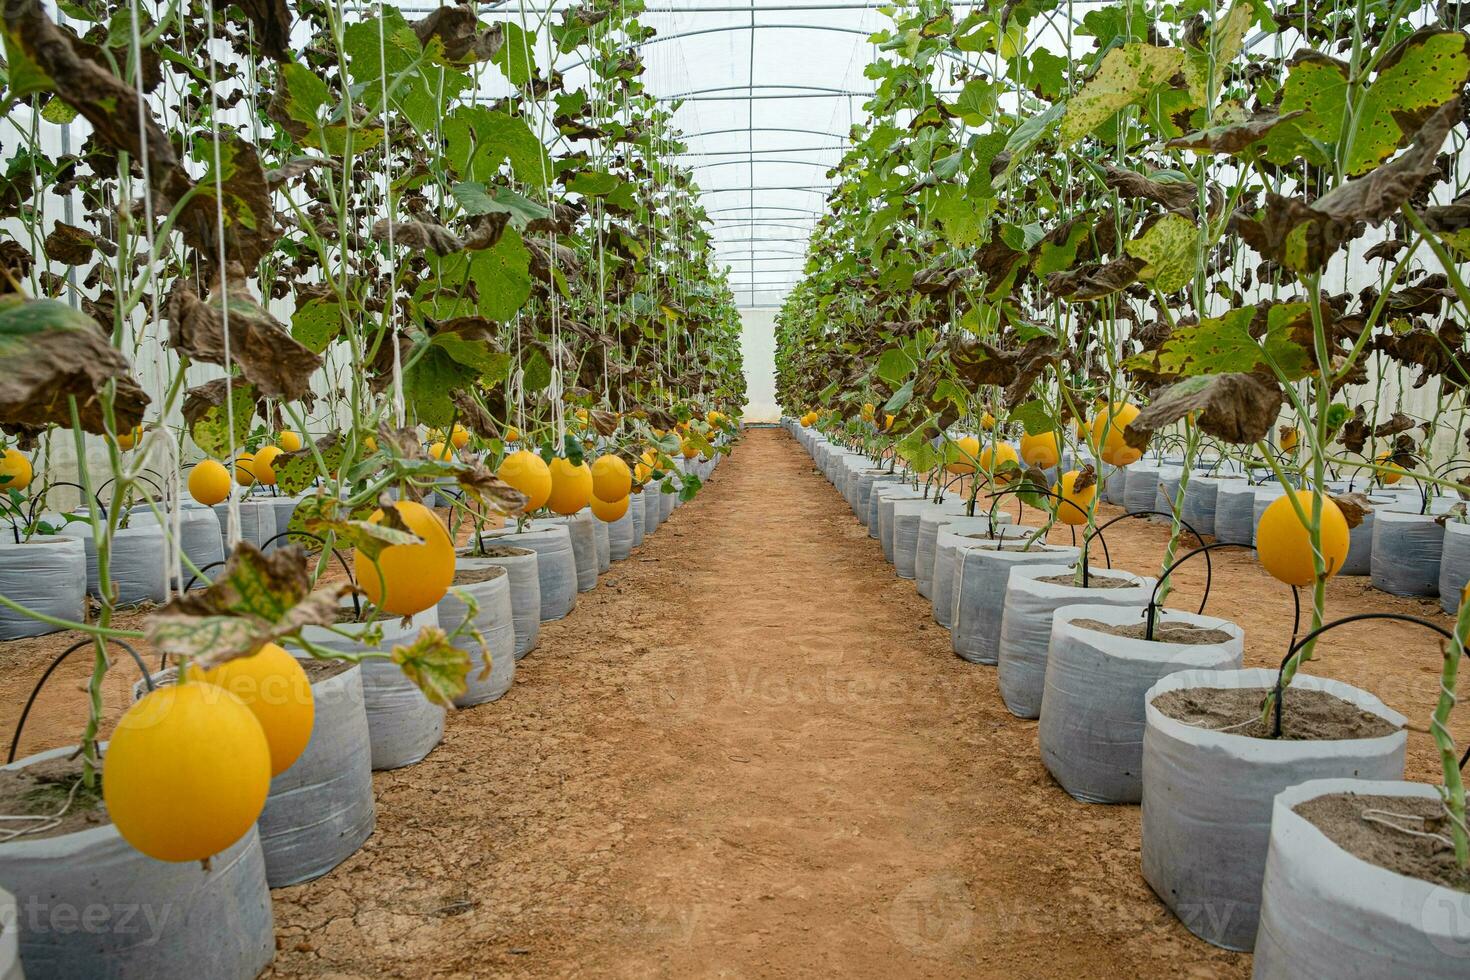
[1072,619,1235,645]
[1295,792,1470,893]
[1152,685,1401,741]
[0,756,107,840]
[1033,571,1136,588]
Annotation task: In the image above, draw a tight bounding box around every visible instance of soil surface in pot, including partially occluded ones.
[1035,572,1133,589]
[452,566,507,586]
[1295,792,1470,892]
[1153,685,1401,740]
[458,544,534,559]
[1074,619,1235,645]
[0,756,107,840]
[301,658,354,682]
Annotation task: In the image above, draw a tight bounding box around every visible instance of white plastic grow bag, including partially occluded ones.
[1123,465,1160,515]
[213,499,277,552]
[259,660,375,887]
[0,746,274,979]
[1039,604,1243,803]
[1212,483,1260,545]
[1141,668,1407,951]
[479,522,576,620]
[1371,510,1445,597]
[438,563,516,706]
[1180,475,1223,536]
[0,537,86,640]
[1102,464,1128,504]
[300,607,446,771]
[855,470,901,527]
[607,507,635,561]
[949,539,1079,664]
[892,499,964,579]
[876,487,924,559]
[1252,777,1470,978]
[1438,520,1470,613]
[265,495,302,552]
[559,511,599,592]
[928,518,1006,625]
[59,521,169,606]
[630,492,646,547]
[915,509,1004,600]
[458,545,539,658]
[995,564,1154,718]
[642,487,662,535]
[866,476,909,536]
[593,518,610,573]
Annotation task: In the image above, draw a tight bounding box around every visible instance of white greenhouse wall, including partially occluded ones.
[739,308,780,422]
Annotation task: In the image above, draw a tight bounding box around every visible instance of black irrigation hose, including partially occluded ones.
[96,473,166,509]
[1271,612,1455,742]
[1081,509,1204,587]
[8,638,153,764]
[0,496,25,545]
[23,481,106,530]
[1141,541,1258,639]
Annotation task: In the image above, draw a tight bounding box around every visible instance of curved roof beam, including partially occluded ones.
[681,126,850,142]
[693,158,834,171]
[707,205,822,215]
[700,186,829,193]
[555,24,882,73]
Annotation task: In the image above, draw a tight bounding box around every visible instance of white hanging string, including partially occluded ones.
[124,0,182,596]
[203,0,240,549]
[377,3,406,427]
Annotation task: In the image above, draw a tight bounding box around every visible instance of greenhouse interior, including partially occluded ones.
[2,0,1470,976]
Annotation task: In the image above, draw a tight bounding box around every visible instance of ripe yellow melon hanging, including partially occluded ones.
[252,445,284,486]
[591,454,632,502]
[498,450,552,511]
[1091,403,1143,466]
[1256,490,1350,586]
[187,642,314,776]
[114,425,143,450]
[355,500,456,616]
[428,441,454,461]
[1019,431,1061,469]
[1054,470,1096,525]
[634,448,659,485]
[450,424,470,449]
[276,430,303,452]
[590,494,630,522]
[980,442,1019,481]
[0,449,33,491]
[234,452,257,486]
[1375,452,1404,485]
[103,682,272,862]
[188,459,231,505]
[945,436,980,474]
[546,457,593,515]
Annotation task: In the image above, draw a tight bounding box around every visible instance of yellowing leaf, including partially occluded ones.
[1183,2,1253,105]
[1125,214,1199,293]
[1060,43,1184,146]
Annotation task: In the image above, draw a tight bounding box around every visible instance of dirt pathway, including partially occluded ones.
[268,428,1246,978]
